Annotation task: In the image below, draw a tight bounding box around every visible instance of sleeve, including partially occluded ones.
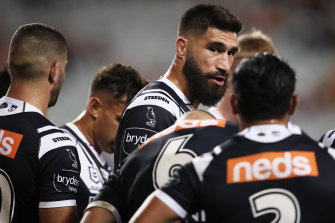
[157,162,202,219]
[37,126,81,208]
[114,104,176,170]
[87,174,125,223]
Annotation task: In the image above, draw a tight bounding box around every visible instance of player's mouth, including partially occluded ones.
[208,75,226,86]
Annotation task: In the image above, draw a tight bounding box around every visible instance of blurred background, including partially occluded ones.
[1,0,335,140]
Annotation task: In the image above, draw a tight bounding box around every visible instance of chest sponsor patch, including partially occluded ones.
[227,151,318,184]
[0,129,23,159]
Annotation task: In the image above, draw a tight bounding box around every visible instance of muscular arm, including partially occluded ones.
[129,195,181,223]
[80,207,116,223]
[39,206,77,223]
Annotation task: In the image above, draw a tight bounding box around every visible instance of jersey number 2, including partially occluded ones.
[0,169,15,223]
[152,134,196,189]
[249,188,301,222]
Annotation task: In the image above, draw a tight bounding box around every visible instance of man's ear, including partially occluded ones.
[88,97,101,119]
[49,61,60,85]
[6,61,10,74]
[176,37,187,60]
[288,94,299,116]
[230,93,239,115]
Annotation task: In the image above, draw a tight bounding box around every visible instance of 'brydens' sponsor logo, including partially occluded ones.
[122,128,157,154]
[227,151,318,184]
[53,169,80,193]
[56,174,79,186]
[126,133,148,145]
[144,95,169,104]
[0,129,23,159]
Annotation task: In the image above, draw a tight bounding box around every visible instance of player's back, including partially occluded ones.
[97,119,238,222]
[0,110,51,221]
[194,125,335,222]
[0,98,80,222]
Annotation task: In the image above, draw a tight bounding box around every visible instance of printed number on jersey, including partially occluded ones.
[152,134,196,189]
[0,169,15,223]
[249,188,300,223]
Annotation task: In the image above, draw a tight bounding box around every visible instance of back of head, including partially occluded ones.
[232,53,296,122]
[90,63,148,104]
[8,23,67,80]
[178,4,242,38]
[232,30,278,70]
[177,110,215,122]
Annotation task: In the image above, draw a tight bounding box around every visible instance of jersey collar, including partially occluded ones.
[238,124,292,143]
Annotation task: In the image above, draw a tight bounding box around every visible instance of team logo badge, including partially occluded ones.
[89,166,100,184]
[8,105,17,112]
[0,103,8,109]
[145,106,156,128]
[66,149,78,169]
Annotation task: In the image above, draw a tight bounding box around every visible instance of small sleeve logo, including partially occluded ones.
[0,129,23,159]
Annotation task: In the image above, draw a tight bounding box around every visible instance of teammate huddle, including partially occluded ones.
[1,3,335,223]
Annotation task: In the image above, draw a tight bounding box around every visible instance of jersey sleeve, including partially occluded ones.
[88,174,125,223]
[37,126,81,208]
[157,161,202,219]
[114,104,176,170]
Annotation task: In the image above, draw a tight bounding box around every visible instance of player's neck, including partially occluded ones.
[74,113,100,153]
[165,61,199,108]
[240,117,289,131]
[6,81,49,117]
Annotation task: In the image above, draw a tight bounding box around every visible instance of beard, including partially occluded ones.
[48,70,64,107]
[182,52,228,107]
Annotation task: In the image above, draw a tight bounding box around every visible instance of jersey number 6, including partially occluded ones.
[152,134,196,189]
[0,168,15,223]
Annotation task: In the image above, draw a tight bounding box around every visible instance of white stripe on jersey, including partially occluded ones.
[238,124,292,143]
[38,130,75,159]
[154,190,187,218]
[123,77,193,119]
[39,199,76,208]
[37,125,60,133]
[0,96,43,116]
[192,151,214,183]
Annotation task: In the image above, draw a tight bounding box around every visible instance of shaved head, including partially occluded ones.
[177,110,215,122]
[8,23,67,80]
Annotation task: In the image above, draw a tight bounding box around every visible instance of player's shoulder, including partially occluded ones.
[124,78,191,118]
[37,122,76,159]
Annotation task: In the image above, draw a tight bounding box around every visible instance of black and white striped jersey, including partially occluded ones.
[157,124,335,222]
[61,123,112,219]
[114,77,194,171]
[89,119,238,223]
[319,129,335,148]
[0,97,80,223]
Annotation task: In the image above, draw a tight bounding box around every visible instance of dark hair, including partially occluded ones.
[8,23,68,78]
[232,53,296,122]
[178,4,242,37]
[90,63,148,104]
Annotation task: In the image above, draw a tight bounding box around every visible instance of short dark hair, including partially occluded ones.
[178,4,242,37]
[232,53,296,122]
[90,63,148,104]
[8,23,67,79]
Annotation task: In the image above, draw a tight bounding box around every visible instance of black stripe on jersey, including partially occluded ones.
[22,101,26,112]
[38,128,65,138]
